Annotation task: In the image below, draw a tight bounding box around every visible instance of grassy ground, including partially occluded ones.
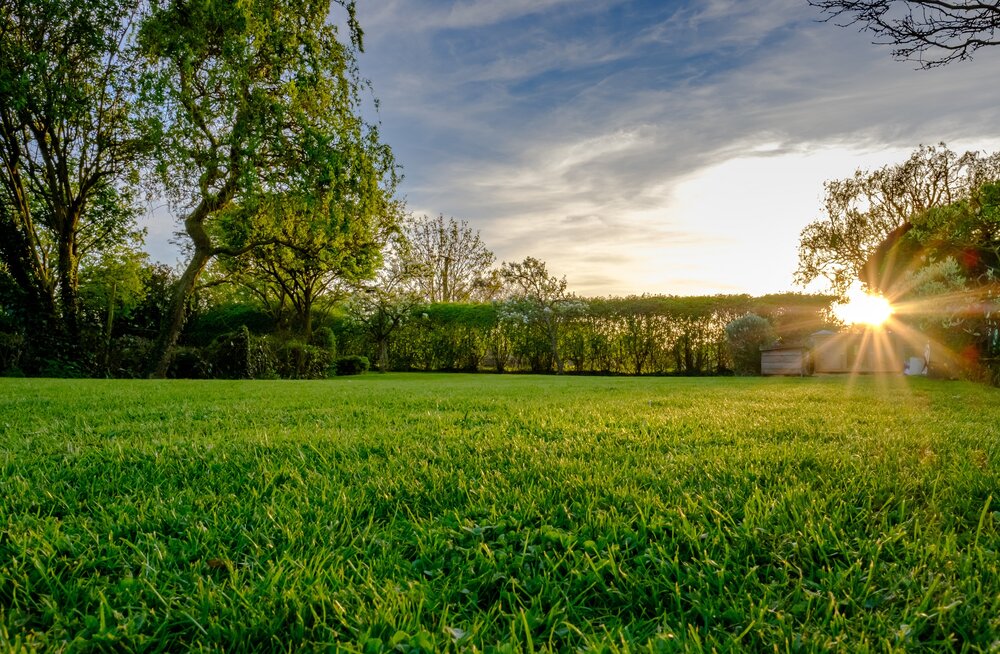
[1,374,999,652]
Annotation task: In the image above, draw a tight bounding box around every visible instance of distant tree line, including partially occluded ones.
[339,293,833,377]
[0,193,836,377]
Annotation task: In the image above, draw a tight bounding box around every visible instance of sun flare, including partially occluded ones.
[832,285,894,327]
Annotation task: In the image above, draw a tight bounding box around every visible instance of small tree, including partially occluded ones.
[400,214,496,303]
[139,0,393,377]
[725,313,776,375]
[499,257,584,374]
[347,233,422,370]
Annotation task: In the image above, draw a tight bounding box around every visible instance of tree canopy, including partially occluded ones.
[0,0,148,365]
[796,144,1000,294]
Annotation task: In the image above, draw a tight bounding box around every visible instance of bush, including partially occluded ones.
[39,357,87,378]
[184,303,274,347]
[725,313,776,375]
[168,347,211,379]
[271,339,333,379]
[204,326,273,379]
[106,335,155,378]
[335,355,370,376]
[309,326,337,351]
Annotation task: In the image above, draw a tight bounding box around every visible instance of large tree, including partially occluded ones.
[139,0,393,376]
[810,0,1000,67]
[400,214,496,303]
[796,144,1000,294]
[0,0,146,362]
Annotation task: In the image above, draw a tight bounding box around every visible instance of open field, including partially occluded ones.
[1,374,999,652]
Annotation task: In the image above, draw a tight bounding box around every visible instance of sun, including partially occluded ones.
[832,284,894,327]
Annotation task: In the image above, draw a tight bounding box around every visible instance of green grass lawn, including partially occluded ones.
[1,374,999,652]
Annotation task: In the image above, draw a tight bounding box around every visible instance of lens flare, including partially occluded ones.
[832,284,894,327]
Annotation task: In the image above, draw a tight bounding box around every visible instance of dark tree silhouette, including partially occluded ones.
[810,0,1000,67]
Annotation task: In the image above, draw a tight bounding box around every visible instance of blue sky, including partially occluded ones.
[147,0,1000,296]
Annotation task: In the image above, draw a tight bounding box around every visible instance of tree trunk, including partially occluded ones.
[149,178,237,378]
[102,281,116,373]
[0,208,60,370]
[548,319,564,374]
[377,337,388,371]
[57,234,80,344]
[150,246,211,378]
[301,291,313,341]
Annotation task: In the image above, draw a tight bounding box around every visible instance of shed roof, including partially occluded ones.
[760,343,809,352]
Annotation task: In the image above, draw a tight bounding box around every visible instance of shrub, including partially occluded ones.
[185,303,274,346]
[725,313,776,375]
[106,335,156,378]
[335,355,370,376]
[309,326,337,351]
[204,326,274,379]
[168,347,211,379]
[39,357,87,378]
[272,339,333,379]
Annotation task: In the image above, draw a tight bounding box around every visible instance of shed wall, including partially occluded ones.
[761,350,805,376]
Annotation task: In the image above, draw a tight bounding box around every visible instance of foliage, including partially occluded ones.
[3,374,1000,649]
[0,0,148,354]
[104,335,156,378]
[0,331,25,373]
[217,168,400,341]
[309,326,337,351]
[79,249,149,327]
[725,313,777,375]
[347,232,423,370]
[335,354,370,375]
[122,263,178,339]
[354,294,831,376]
[167,346,211,379]
[874,182,1000,381]
[499,257,579,373]
[399,214,497,303]
[203,326,272,380]
[138,0,393,376]
[269,338,333,379]
[184,303,275,348]
[796,144,1000,294]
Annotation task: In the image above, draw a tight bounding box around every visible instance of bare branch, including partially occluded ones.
[810,0,1000,67]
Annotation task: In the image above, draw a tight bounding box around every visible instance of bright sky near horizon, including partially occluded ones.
[142,0,1000,297]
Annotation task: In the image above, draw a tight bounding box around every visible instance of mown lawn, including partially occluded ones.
[1,374,999,652]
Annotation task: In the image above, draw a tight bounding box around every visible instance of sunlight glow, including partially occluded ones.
[833,284,894,327]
